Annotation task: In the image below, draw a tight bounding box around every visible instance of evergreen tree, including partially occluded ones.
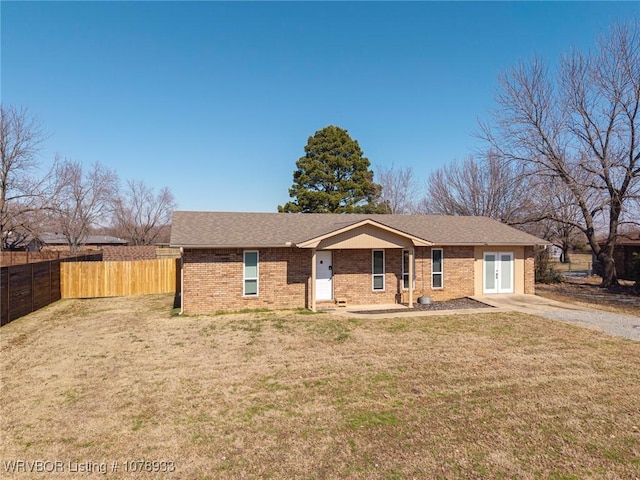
[278,126,387,213]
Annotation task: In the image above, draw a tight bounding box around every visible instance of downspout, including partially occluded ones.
[179,248,184,315]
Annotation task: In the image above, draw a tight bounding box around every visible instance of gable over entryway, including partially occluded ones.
[296,219,431,310]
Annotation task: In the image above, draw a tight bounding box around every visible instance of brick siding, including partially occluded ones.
[102,246,157,261]
[183,248,311,313]
[431,246,477,300]
[183,246,479,314]
[524,246,535,294]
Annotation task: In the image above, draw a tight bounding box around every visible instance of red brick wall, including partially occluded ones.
[102,246,157,261]
[333,249,401,304]
[183,246,479,313]
[524,246,535,294]
[430,246,476,301]
[332,247,475,304]
[183,248,311,314]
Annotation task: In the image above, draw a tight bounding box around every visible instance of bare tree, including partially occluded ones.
[111,180,176,245]
[420,151,537,225]
[0,105,47,250]
[49,158,118,252]
[377,163,421,214]
[534,177,586,263]
[481,22,640,287]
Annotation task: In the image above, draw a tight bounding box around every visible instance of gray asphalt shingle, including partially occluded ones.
[170,211,547,248]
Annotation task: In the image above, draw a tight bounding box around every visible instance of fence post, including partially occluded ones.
[5,267,7,322]
[31,263,34,313]
[7,265,10,322]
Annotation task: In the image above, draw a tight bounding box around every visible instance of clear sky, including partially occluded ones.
[2,1,639,213]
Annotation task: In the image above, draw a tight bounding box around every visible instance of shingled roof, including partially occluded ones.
[40,233,128,246]
[170,211,548,248]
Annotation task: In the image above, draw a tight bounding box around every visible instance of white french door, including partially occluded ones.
[483,252,514,294]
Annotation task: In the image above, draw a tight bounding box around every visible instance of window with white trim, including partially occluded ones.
[402,249,415,290]
[431,248,443,289]
[372,250,385,291]
[243,250,259,296]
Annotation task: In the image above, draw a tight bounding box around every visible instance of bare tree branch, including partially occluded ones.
[420,151,538,226]
[111,179,177,245]
[0,105,48,250]
[481,21,640,287]
[376,163,421,214]
[48,158,119,253]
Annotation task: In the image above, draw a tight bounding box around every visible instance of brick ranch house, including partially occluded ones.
[170,212,548,314]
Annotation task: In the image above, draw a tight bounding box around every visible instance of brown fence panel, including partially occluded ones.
[1,263,54,325]
[0,251,103,266]
[0,254,101,326]
[1,267,9,324]
[33,261,54,310]
[51,260,62,303]
[6,264,33,322]
[61,258,177,299]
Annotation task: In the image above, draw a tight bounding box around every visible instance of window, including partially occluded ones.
[431,248,443,289]
[372,250,385,290]
[243,250,259,296]
[402,249,415,290]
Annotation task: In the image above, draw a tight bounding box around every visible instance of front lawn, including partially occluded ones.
[1,295,639,479]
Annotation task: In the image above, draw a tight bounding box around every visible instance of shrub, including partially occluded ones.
[535,249,563,284]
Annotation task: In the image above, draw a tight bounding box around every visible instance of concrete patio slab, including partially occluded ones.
[470,294,585,313]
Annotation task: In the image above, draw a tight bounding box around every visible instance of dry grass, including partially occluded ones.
[537,277,640,317]
[2,294,640,479]
[548,253,593,273]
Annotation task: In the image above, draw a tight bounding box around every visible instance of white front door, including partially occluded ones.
[483,252,514,294]
[315,251,333,301]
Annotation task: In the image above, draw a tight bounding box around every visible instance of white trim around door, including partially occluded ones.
[483,252,514,294]
[315,250,333,301]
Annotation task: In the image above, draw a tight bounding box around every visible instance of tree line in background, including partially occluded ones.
[4,21,636,287]
[280,21,639,287]
[0,104,176,252]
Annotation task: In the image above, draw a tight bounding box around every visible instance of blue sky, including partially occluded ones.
[3,1,639,212]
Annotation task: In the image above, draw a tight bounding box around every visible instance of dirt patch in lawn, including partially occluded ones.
[537,276,640,317]
[2,294,640,479]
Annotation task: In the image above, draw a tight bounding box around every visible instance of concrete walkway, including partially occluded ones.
[334,295,640,341]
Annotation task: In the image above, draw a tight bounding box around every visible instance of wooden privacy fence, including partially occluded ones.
[1,254,102,326]
[61,258,179,298]
[0,250,99,266]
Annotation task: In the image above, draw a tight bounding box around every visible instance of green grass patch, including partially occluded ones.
[308,319,352,343]
[131,415,145,431]
[346,410,399,429]
[293,307,318,315]
[61,389,80,404]
[214,308,271,316]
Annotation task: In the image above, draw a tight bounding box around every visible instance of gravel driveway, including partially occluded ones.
[476,295,640,341]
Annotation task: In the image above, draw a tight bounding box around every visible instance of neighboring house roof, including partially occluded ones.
[616,233,640,246]
[40,233,128,246]
[597,233,640,247]
[170,211,548,248]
